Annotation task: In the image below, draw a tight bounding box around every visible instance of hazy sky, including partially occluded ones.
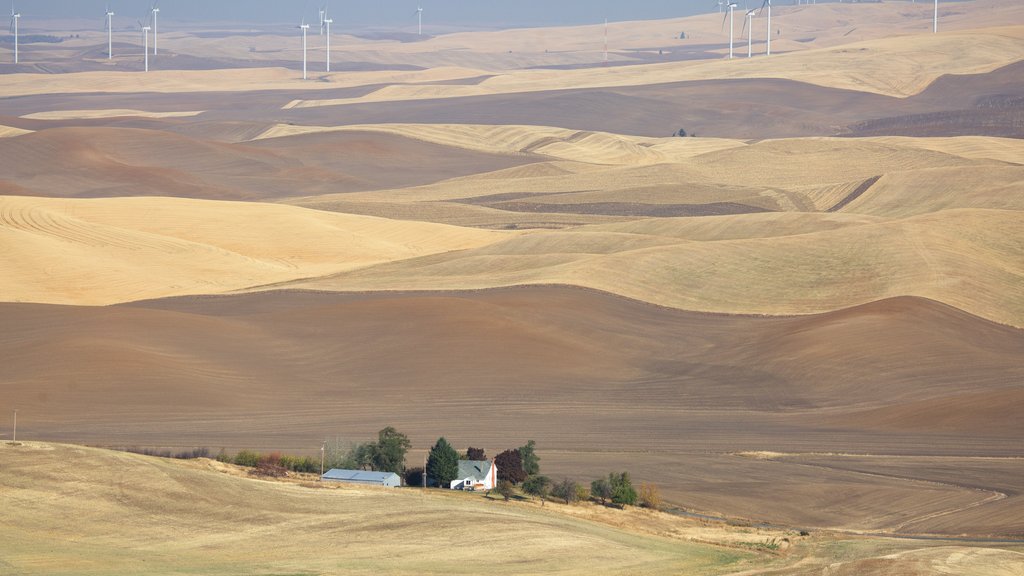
[15,1,722,28]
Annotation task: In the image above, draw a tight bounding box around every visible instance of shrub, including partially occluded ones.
[261,452,283,467]
[590,477,612,504]
[575,483,591,502]
[405,467,425,487]
[522,475,552,506]
[466,447,486,461]
[551,478,580,505]
[495,479,515,501]
[638,482,661,510]
[233,450,260,468]
[251,460,287,478]
[174,447,210,459]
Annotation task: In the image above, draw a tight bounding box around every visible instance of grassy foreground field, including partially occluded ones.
[0,442,752,575]
[4,442,1023,576]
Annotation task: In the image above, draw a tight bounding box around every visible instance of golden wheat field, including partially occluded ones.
[1,1,1023,574]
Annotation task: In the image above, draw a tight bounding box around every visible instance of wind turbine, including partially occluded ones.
[105,4,115,60]
[299,18,310,79]
[138,19,151,71]
[742,8,757,58]
[318,6,325,35]
[323,13,333,72]
[415,5,423,36]
[603,18,608,65]
[9,3,19,64]
[714,0,724,13]
[150,2,159,55]
[722,2,737,59]
[933,0,939,33]
[761,0,772,55]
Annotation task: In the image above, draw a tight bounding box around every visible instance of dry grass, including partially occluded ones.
[256,123,747,166]
[0,442,754,576]
[3,443,1022,576]
[283,208,1024,327]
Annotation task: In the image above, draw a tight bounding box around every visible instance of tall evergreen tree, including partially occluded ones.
[519,440,540,476]
[426,437,459,488]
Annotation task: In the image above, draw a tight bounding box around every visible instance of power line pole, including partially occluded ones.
[320,441,325,479]
[422,453,427,488]
[12,409,17,443]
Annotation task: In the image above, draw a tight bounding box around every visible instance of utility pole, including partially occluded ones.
[320,441,325,478]
[12,409,17,443]
[422,453,427,488]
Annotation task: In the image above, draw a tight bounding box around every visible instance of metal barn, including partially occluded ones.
[321,469,401,487]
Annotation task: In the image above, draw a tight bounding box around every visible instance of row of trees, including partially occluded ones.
[495,471,660,510]
[146,436,658,509]
[323,426,412,475]
[215,428,541,488]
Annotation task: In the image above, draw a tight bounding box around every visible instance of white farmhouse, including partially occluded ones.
[450,459,498,491]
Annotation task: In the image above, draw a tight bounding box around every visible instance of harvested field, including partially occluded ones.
[759,454,1024,537]
[0,126,538,200]
[0,196,510,305]
[3,288,1022,535]
[2,3,1022,567]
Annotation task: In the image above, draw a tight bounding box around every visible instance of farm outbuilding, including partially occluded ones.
[321,469,401,487]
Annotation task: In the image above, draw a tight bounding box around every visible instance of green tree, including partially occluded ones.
[347,442,375,470]
[373,426,411,474]
[591,477,612,505]
[522,475,552,506]
[519,440,540,476]
[427,437,459,488]
[552,478,580,505]
[609,472,637,507]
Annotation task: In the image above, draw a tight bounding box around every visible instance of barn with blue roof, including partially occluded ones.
[321,469,401,487]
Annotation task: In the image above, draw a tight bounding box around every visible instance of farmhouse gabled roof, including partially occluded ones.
[456,460,492,482]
